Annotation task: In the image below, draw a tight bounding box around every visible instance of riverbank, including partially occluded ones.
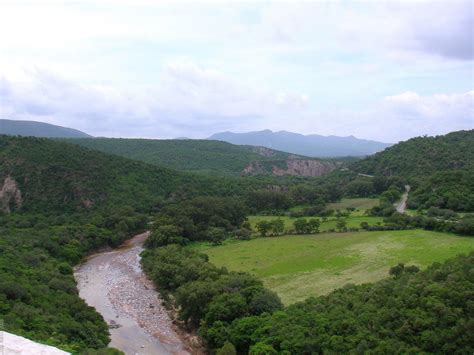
[74,232,195,355]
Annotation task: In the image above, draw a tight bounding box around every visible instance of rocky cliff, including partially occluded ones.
[0,176,22,213]
[242,159,337,177]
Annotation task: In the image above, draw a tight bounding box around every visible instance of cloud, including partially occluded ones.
[1,66,472,142]
[0,64,309,138]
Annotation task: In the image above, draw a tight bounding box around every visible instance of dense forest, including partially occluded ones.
[0,136,273,213]
[66,138,303,176]
[352,130,474,177]
[66,137,347,177]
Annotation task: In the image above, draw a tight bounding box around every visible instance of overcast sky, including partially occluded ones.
[0,0,472,142]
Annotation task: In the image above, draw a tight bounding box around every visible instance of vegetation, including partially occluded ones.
[247,215,384,234]
[0,210,147,352]
[141,245,283,351]
[227,252,474,354]
[327,197,379,212]
[191,230,474,304]
[0,136,258,352]
[1,130,474,354]
[0,135,271,213]
[352,130,474,212]
[66,138,314,176]
[352,130,474,178]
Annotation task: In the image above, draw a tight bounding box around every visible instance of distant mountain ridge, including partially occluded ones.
[0,119,91,138]
[208,129,391,157]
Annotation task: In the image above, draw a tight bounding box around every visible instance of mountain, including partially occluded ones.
[351,130,474,211]
[208,130,391,157]
[0,119,92,138]
[0,136,258,213]
[67,138,341,177]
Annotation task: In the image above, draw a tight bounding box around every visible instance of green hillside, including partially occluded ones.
[351,130,474,211]
[66,138,338,177]
[352,130,474,177]
[0,136,259,213]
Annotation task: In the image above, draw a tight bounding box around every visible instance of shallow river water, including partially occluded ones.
[74,232,190,355]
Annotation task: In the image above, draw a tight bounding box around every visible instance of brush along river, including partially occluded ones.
[74,232,192,355]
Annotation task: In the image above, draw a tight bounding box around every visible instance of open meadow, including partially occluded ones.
[248,215,384,233]
[327,197,380,214]
[191,230,474,304]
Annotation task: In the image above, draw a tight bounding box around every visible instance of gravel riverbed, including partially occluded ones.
[75,232,192,355]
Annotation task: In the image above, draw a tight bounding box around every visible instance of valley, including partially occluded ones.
[0,130,473,354]
[1,2,472,353]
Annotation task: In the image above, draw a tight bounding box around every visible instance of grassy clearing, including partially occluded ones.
[191,230,474,304]
[247,215,384,232]
[327,198,379,216]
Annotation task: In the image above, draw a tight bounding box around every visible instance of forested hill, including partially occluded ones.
[352,130,474,177]
[0,119,92,138]
[351,130,474,211]
[66,138,341,177]
[0,135,256,213]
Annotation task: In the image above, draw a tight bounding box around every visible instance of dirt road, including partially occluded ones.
[395,185,410,213]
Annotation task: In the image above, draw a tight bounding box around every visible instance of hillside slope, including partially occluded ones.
[209,129,391,157]
[352,130,474,211]
[0,119,91,138]
[67,138,339,177]
[352,130,474,177]
[0,136,254,213]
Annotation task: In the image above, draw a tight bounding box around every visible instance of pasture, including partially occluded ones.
[327,198,379,215]
[247,215,384,233]
[192,230,474,304]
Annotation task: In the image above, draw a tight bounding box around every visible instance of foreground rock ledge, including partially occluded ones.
[0,331,69,355]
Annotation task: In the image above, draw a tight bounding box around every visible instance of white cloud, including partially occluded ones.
[0,64,309,138]
[1,66,471,141]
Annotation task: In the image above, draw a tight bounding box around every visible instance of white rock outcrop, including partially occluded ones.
[0,331,69,355]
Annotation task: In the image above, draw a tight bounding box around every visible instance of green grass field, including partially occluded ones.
[192,230,474,304]
[248,215,384,233]
[327,198,379,212]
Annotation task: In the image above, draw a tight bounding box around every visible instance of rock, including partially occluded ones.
[0,331,69,354]
[0,176,22,213]
[242,159,337,177]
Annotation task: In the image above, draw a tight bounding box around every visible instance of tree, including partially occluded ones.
[271,219,285,236]
[250,343,278,355]
[389,263,405,277]
[217,341,237,355]
[336,219,347,232]
[256,221,272,237]
[145,224,187,248]
[208,227,227,245]
[307,218,320,233]
[293,218,308,234]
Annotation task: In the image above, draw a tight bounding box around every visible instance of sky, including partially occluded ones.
[0,0,473,142]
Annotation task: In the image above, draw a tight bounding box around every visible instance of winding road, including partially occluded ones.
[74,232,191,355]
[395,185,411,213]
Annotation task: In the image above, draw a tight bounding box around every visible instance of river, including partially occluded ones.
[74,232,191,355]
